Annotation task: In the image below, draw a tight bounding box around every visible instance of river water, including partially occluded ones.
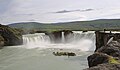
[0,31,95,70]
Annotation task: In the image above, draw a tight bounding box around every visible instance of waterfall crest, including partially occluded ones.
[22,33,50,49]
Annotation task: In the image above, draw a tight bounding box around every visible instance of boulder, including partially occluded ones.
[87,52,120,67]
[87,53,109,67]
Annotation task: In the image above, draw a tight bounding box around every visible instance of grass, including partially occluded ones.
[108,56,120,64]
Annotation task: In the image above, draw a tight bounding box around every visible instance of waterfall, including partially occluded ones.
[22,33,50,49]
[22,31,96,51]
[70,31,96,51]
[62,32,65,43]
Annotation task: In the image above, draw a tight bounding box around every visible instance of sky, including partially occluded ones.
[0,0,120,24]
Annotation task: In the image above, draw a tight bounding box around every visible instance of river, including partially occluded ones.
[0,31,95,70]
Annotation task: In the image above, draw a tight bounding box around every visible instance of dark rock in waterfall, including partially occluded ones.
[0,24,23,46]
[63,30,73,37]
[84,63,120,70]
[45,30,73,43]
[63,30,73,42]
[46,31,62,43]
[82,30,88,33]
[87,53,109,67]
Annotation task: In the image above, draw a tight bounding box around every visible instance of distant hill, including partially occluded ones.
[8,19,120,31]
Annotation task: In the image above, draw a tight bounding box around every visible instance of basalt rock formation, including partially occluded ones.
[95,31,120,52]
[0,24,23,47]
[85,31,120,70]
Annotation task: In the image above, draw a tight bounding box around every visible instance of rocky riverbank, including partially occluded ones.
[84,31,120,70]
[0,24,23,48]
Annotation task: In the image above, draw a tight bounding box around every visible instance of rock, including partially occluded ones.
[45,31,62,43]
[95,31,120,52]
[96,41,120,59]
[87,53,109,67]
[0,24,23,46]
[53,52,76,56]
[84,64,120,70]
[0,35,4,48]
[46,30,73,43]
[63,30,73,42]
[63,30,73,37]
[86,31,120,70]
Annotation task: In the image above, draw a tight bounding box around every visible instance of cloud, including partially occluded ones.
[0,0,13,14]
[1,0,120,24]
[13,13,34,16]
[52,9,94,14]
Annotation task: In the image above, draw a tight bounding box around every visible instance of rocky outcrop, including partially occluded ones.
[95,31,120,52]
[87,53,109,67]
[97,41,120,58]
[0,24,23,47]
[85,31,120,70]
[84,64,120,70]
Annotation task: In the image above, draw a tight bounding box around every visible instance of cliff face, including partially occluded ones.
[85,31,120,70]
[95,31,120,51]
[0,24,23,48]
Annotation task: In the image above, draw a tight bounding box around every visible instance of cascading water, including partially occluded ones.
[62,32,65,43]
[22,31,96,51]
[22,33,50,49]
[68,31,96,51]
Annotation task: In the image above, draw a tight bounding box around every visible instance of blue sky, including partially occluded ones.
[0,0,120,24]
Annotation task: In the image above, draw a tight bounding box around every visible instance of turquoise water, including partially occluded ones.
[0,47,92,70]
